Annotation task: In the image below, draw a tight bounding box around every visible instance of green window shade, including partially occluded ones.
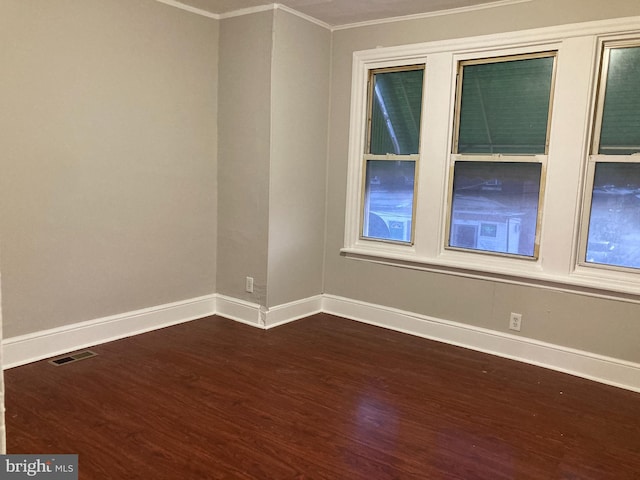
[458,56,554,154]
[369,69,424,155]
[599,46,640,155]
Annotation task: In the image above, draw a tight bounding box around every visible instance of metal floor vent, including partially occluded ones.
[49,350,98,366]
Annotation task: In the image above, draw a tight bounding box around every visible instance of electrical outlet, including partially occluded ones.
[245,276,254,293]
[509,312,522,332]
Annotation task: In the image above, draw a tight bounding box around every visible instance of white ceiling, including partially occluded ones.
[176,0,521,27]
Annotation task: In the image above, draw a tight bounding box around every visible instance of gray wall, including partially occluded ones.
[217,9,329,307]
[0,0,218,337]
[324,0,640,363]
[267,9,330,307]
[217,10,273,304]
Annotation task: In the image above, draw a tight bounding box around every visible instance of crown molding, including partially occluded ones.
[154,0,535,31]
[154,0,219,19]
[274,3,332,30]
[333,0,533,31]
[218,3,276,20]
[217,3,331,30]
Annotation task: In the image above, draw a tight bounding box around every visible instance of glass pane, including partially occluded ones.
[458,56,554,154]
[362,160,415,243]
[586,163,640,269]
[369,68,424,155]
[599,46,640,155]
[449,161,542,256]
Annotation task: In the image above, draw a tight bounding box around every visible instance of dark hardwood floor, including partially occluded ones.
[5,314,640,479]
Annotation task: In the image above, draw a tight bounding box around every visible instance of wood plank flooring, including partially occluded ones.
[5,314,640,479]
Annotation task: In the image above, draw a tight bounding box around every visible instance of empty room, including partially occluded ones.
[1,0,640,478]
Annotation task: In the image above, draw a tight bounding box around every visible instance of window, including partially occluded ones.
[447,53,556,258]
[582,41,640,271]
[343,18,640,297]
[361,66,424,244]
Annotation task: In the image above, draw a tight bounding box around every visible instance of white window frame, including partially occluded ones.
[576,36,640,277]
[360,65,425,246]
[344,56,428,258]
[445,51,558,260]
[342,16,640,297]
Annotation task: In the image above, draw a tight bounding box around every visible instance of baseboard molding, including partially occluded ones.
[215,294,323,329]
[4,292,639,393]
[215,295,263,328]
[264,295,323,328]
[2,293,321,369]
[2,295,216,369]
[322,294,640,393]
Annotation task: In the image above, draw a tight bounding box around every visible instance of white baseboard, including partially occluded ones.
[264,295,323,328]
[2,293,321,370]
[4,292,639,393]
[2,295,216,369]
[215,294,323,329]
[322,294,640,393]
[215,295,263,327]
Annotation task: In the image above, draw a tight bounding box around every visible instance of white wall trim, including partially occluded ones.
[5,292,638,393]
[218,4,275,20]
[153,0,220,19]
[215,294,263,328]
[333,0,533,31]
[274,3,331,31]
[2,295,216,369]
[322,294,640,393]
[1,293,321,369]
[218,3,330,30]
[153,0,532,31]
[264,295,323,328]
[215,294,323,329]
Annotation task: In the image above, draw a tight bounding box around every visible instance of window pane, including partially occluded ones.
[599,46,640,155]
[363,160,415,243]
[449,162,541,256]
[369,69,424,155]
[458,56,554,154]
[586,163,640,269]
